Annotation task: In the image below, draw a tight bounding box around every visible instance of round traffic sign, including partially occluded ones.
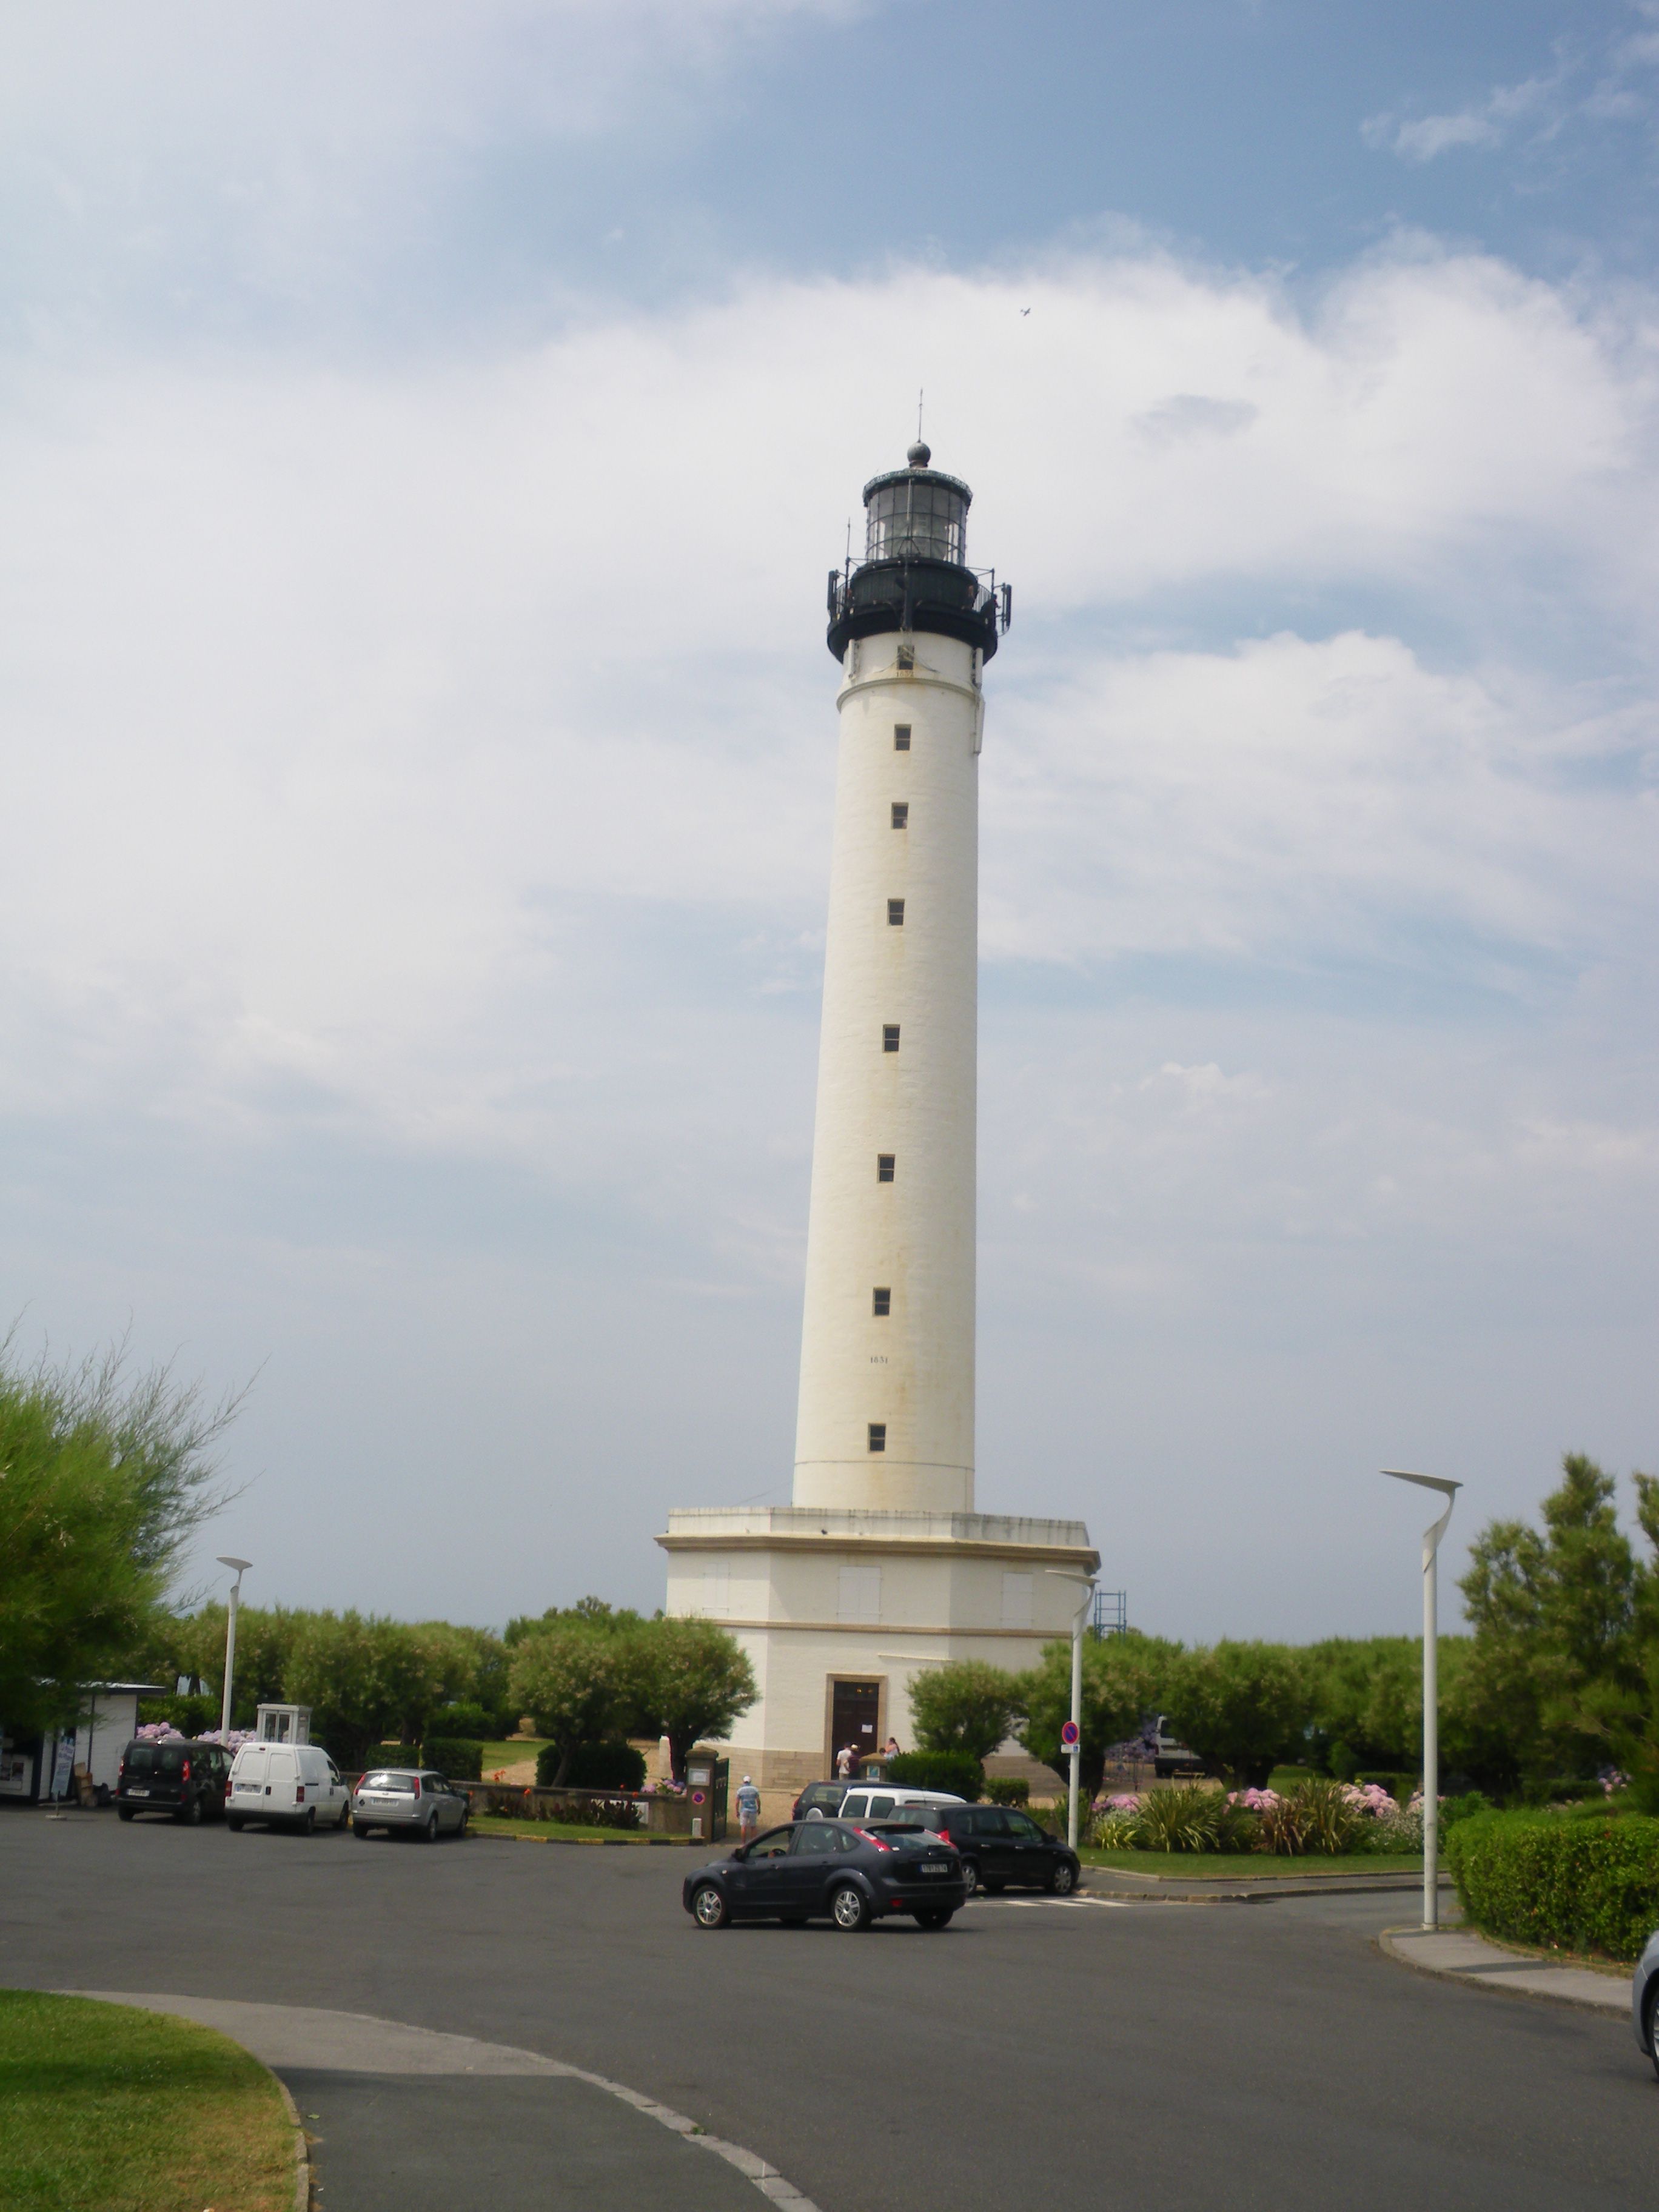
[691,1790,706,1805]
[1060,1720,1080,1748]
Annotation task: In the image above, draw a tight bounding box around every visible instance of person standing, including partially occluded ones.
[735,1774,762,1843]
[836,1743,854,1780]
[883,1735,899,1758]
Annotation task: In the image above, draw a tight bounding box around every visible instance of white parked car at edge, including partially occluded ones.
[1634,1926,1659,2080]
[227,1741,350,1833]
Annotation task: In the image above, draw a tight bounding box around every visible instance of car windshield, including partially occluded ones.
[361,1772,417,1792]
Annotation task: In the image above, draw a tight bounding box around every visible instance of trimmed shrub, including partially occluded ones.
[433,1703,501,1741]
[886,1751,984,1800]
[985,1778,1030,1807]
[563,1740,647,1791]
[1446,1809,1659,1962]
[423,1738,483,1780]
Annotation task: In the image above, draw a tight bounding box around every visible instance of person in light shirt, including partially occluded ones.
[734,1774,761,1843]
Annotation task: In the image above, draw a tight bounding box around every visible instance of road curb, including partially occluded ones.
[1081,1870,1454,1905]
[272,2070,313,2211]
[1376,1926,1631,2017]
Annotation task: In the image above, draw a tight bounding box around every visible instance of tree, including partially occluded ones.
[508,1624,635,1785]
[0,1341,239,1735]
[1459,1453,1655,1792]
[909,1660,1023,1762]
[1161,1642,1310,1791]
[633,1617,757,1783]
[285,1612,445,1768]
[1016,1633,1175,1800]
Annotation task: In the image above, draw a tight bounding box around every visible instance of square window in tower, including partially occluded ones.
[868,1423,886,1452]
[877,1154,895,1182]
[894,724,911,751]
[887,899,905,926]
[882,1024,900,1052]
[891,802,908,828]
[873,1287,891,1316]
[897,644,915,671]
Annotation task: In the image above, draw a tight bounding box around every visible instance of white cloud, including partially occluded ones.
[2,236,1657,1629]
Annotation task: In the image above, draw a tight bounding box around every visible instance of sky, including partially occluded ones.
[1,0,1655,1643]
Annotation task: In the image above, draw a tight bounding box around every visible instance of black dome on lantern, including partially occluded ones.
[825,451,1008,662]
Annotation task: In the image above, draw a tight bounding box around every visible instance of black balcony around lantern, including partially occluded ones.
[826,442,1010,662]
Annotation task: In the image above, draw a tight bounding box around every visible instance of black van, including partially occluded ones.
[905,1803,1081,1896]
[116,1739,232,1824]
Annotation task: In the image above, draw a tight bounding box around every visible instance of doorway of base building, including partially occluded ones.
[830,1680,881,1776]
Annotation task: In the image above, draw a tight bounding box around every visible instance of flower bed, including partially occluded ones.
[1445,1808,1659,1963]
[1087,1778,1425,1856]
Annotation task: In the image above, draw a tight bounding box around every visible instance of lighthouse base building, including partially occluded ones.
[659,1507,1097,1798]
[660,444,1096,1803]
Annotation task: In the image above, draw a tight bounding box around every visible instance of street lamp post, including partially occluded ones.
[1045,1570,1097,1852]
[1381,1472,1460,1931]
[216,1558,252,1736]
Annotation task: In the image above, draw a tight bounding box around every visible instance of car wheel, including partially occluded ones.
[457,1812,469,1839]
[959,1858,980,1897]
[1646,1985,1659,2083]
[691,1885,729,1929]
[300,1807,316,1835]
[227,1816,243,1832]
[913,1908,954,1931]
[176,1796,204,1826]
[830,1883,872,1932]
[352,1820,373,1838]
[117,1806,135,1823]
[1046,1860,1079,1895]
[421,1813,438,1843]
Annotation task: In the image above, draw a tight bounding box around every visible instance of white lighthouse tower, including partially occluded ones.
[661,443,1096,1806]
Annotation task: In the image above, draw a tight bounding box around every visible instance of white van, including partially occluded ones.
[832,1785,964,1826]
[227,1741,350,1832]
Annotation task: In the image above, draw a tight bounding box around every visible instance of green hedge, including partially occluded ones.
[885,1751,983,1800]
[1446,1808,1659,1963]
[423,1738,483,1780]
[985,1778,1030,1807]
[535,1740,647,1791]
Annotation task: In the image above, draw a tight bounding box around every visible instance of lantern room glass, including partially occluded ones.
[865,476,969,566]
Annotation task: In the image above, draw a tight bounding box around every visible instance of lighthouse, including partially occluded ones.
[661,443,1096,1807]
[793,441,991,1514]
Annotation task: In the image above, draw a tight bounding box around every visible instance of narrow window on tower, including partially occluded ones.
[872,1287,891,1316]
[893,724,911,751]
[882,1025,900,1052]
[887,899,905,927]
[891,802,908,828]
[897,643,915,671]
[876,1154,895,1182]
[868,1423,886,1453]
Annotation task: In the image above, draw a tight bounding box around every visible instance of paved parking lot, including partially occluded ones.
[5,1811,1653,2211]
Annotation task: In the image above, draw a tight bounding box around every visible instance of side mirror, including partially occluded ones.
[730,1843,748,1861]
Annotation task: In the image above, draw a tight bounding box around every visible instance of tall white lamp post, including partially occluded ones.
[1381,1472,1460,1931]
[216,1557,252,1735]
[1047,1570,1097,1852]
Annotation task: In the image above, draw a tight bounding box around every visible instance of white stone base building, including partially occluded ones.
[659,1507,1098,1801]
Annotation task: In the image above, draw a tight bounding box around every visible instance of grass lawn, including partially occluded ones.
[469,1812,691,1845]
[1079,1849,1428,1879]
[0,1990,296,2212]
[478,1739,546,1772]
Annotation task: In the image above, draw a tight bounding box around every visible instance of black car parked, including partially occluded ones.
[116,1739,232,1825]
[911,1804,1081,1896]
[684,1820,967,1931]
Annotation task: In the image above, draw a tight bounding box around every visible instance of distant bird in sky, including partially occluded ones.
[1020,307,1031,315]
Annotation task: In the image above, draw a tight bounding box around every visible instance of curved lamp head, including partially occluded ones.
[216,1555,253,1575]
[1382,1470,1461,1558]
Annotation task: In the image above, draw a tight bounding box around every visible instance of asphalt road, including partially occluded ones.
[6,1811,1653,2211]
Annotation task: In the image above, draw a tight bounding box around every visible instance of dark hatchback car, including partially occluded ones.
[910,1804,1081,1896]
[116,1739,232,1825]
[684,1820,967,1931]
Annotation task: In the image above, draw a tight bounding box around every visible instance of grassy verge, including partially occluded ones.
[0,1990,296,2212]
[469,1812,693,1845]
[478,1739,546,1772]
[1079,1849,1427,1879]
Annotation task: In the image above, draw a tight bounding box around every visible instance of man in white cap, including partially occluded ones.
[734,1773,762,1844]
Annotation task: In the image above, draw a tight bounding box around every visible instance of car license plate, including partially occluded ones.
[235,1781,259,1793]
[128,1788,149,1798]
[920,1861,950,1875]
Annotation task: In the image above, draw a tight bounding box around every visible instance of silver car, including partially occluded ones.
[1634,1926,1659,2079]
[351,1768,470,1842]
